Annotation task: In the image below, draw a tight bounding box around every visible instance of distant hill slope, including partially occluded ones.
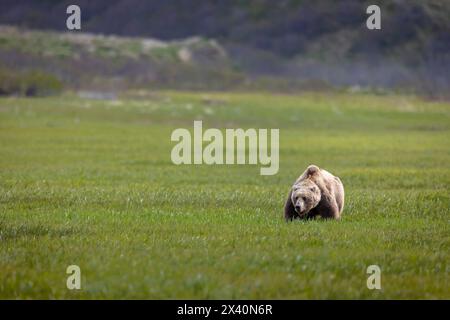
[1,0,449,59]
[1,1,449,97]
[0,26,242,90]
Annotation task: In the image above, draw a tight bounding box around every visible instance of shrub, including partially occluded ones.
[0,69,20,95]
[0,68,63,97]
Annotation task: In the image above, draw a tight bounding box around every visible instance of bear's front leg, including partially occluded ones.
[284,190,297,221]
[321,201,340,220]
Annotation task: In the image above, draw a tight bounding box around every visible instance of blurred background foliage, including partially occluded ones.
[0,0,449,97]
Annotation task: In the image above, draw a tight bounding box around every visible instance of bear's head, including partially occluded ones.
[291,180,321,217]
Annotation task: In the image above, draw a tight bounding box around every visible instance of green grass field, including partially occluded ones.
[0,91,449,299]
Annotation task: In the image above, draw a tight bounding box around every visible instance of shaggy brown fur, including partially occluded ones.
[284,165,344,221]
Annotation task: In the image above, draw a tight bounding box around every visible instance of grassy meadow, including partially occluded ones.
[0,91,449,299]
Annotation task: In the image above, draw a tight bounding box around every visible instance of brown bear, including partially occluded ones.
[284,165,344,221]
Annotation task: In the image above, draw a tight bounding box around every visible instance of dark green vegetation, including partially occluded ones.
[0,92,449,298]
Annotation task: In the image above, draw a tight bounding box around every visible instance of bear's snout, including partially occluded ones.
[294,202,305,214]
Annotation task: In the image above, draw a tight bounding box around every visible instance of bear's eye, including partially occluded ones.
[302,196,307,202]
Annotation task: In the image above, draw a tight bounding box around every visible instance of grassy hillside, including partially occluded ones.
[2,0,449,59]
[0,26,242,91]
[2,7,450,96]
[0,91,449,298]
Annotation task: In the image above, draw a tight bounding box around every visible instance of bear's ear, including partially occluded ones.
[306,165,320,177]
[296,165,321,183]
